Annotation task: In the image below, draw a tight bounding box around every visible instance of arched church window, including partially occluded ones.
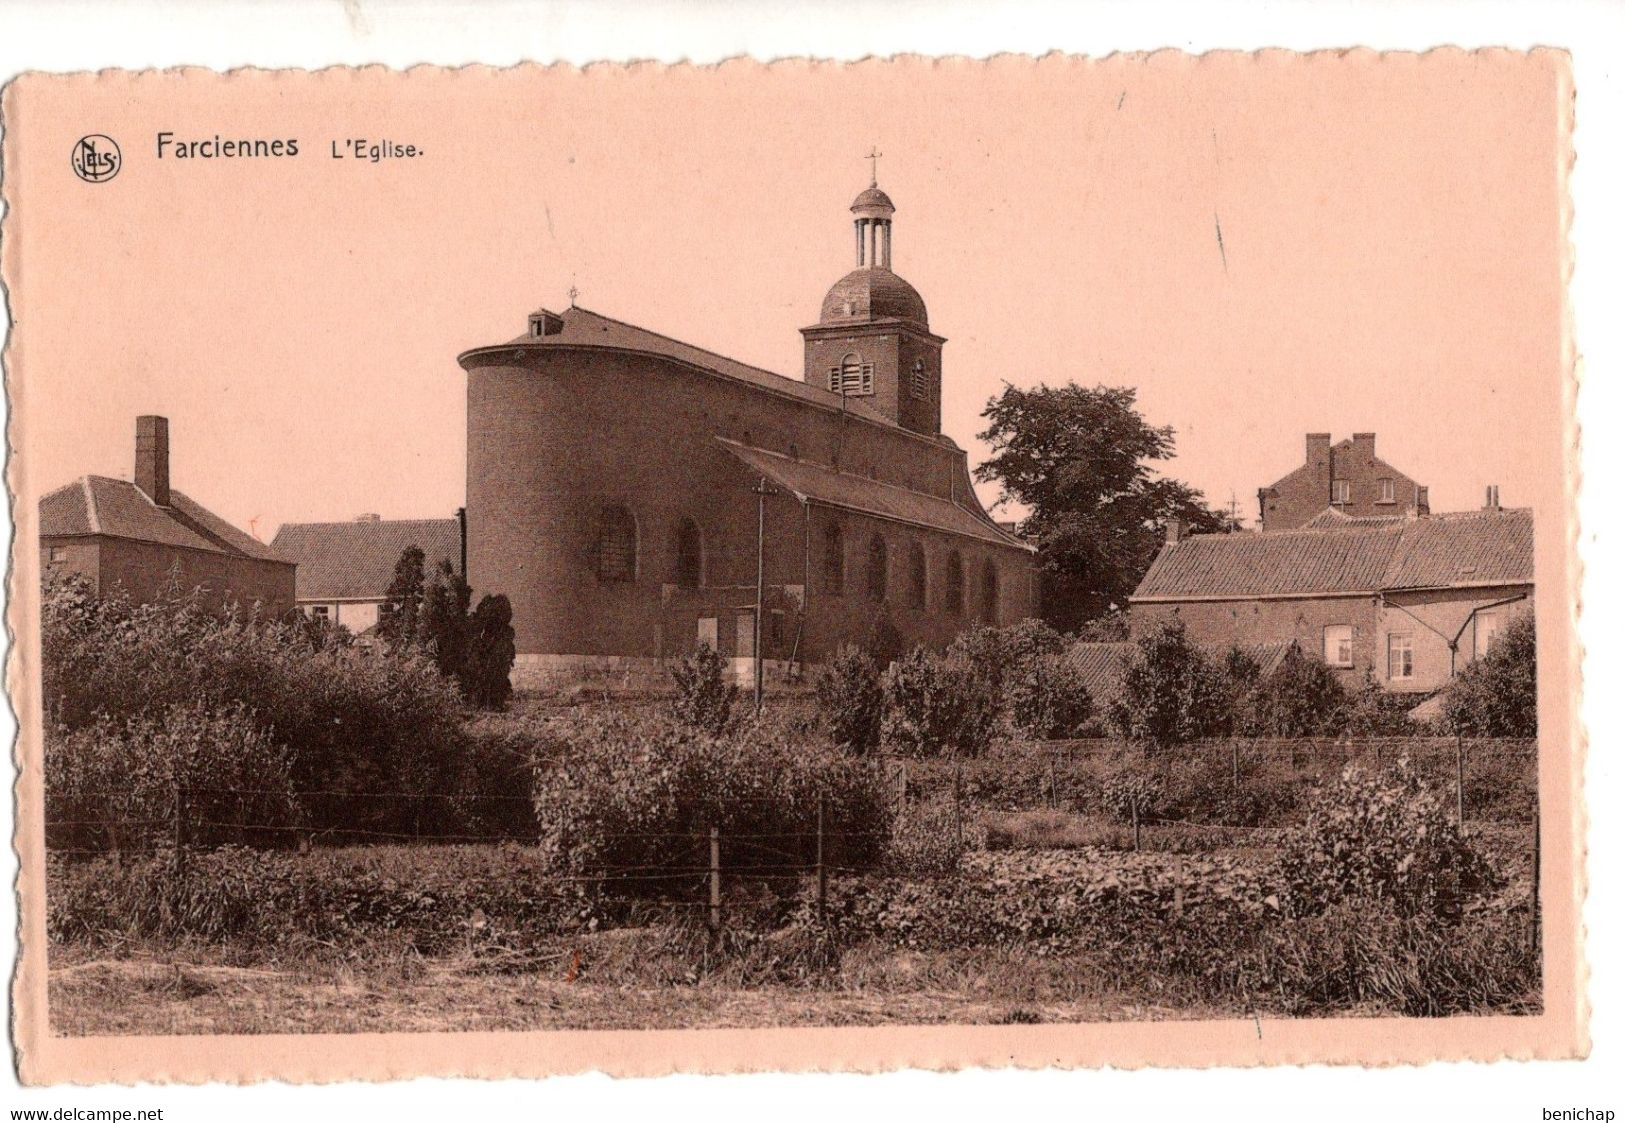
[866,535,888,602]
[981,558,999,622]
[945,551,964,615]
[907,541,927,609]
[596,505,638,583]
[673,518,702,589]
[828,352,875,397]
[822,523,845,595]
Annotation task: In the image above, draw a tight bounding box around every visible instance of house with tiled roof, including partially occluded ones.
[1128,499,1533,694]
[40,416,296,616]
[271,515,464,635]
[1258,432,1428,531]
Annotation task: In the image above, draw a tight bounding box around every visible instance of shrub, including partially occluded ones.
[882,647,1001,758]
[884,798,968,878]
[45,702,298,854]
[814,644,885,753]
[464,595,517,711]
[1006,653,1095,740]
[1098,756,1166,824]
[1344,669,1418,736]
[945,619,1069,699]
[1282,759,1498,920]
[1239,643,1349,737]
[1109,620,1235,747]
[531,710,893,889]
[669,642,737,736]
[1439,613,1537,737]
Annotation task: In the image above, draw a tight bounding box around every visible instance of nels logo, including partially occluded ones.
[71,134,121,183]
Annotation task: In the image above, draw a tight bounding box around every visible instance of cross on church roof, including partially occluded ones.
[865,146,882,186]
[567,284,579,307]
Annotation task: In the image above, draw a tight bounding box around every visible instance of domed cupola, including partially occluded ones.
[801,165,946,436]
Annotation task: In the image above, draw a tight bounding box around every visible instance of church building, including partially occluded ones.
[458,179,1039,690]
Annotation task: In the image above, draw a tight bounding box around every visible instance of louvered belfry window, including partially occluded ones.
[828,352,875,396]
[596,505,637,583]
[910,358,928,400]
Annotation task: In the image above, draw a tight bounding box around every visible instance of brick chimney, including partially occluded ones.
[1408,484,1431,519]
[354,513,382,522]
[134,415,170,506]
[1165,518,1188,546]
[1484,485,1501,512]
[1352,432,1376,463]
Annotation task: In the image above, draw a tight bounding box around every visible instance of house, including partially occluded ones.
[1257,432,1428,531]
[1062,639,1295,715]
[39,415,295,615]
[1128,499,1533,695]
[270,514,464,634]
[457,178,1039,690]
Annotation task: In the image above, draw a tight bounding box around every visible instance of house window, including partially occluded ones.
[1332,479,1351,505]
[866,535,888,602]
[822,523,845,595]
[1323,624,1353,668]
[945,551,964,615]
[907,542,927,609]
[596,505,637,582]
[673,518,702,589]
[981,559,999,622]
[310,605,330,620]
[1377,477,1396,504]
[910,358,928,400]
[1387,633,1414,680]
[45,545,66,563]
[827,352,875,397]
[1474,612,1503,659]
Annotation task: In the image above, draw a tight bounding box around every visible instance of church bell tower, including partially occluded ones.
[801,167,945,436]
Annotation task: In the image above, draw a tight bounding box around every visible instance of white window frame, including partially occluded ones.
[1377,477,1396,504]
[1332,479,1351,505]
[1474,612,1502,659]
[46,545,67,563]
[310,605,330,620]
[1322,624,1354,668]
[1387,633,1414,680]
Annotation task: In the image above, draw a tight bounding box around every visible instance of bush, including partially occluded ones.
[45,703,298,854]
[1006,653,1095,740]
[945,619,1069,699]
[884,799,968,878]
[531,710,893,889]
[41,574,473,838]
[1440,613,1537,737]
[1283,759,1498,920]
[881,647,1002,758]
[1109,620,1235,747]
[814,644,885,753]
[1098,756,1166,823]
[1239,643,1349,737]
[669,642,737,736]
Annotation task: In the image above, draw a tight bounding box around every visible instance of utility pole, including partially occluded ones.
[751,476,776,714]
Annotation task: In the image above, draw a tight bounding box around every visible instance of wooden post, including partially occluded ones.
[1231,740,1240,789]
[953,760,964,849]
[708,826,722,946]
[1374,738,1383,769]
[815,795,828,922]
[1131,796,1141,852]
[1048,755,1058,809]
[897,759,908,813]
[1455,734,1466,829]
[1172,853,1185,919]
[173,782,188,885]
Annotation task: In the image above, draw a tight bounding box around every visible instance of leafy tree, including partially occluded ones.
[1238,643,1349,737]
[1440,613,1537,737]
[377,546,427,644]
[814,644,886,753]
[422,559,473,682]
[670,642,737,736]
[975,383,1234,629]
[1108,619,1234,747]
[882,646,1002,758]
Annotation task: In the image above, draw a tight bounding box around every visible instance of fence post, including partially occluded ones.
[1455,734,1466,829]
[708,825,721,949]
[1172,852,1185,919]
[1231,740,1240,789]
[815,794,828,922]
[897,759,909,812]
[1374,738,1383,769]
[953,760,963,849]
[1131,796,1141,852]
[173,781,188,885]
[1048,755,1058,810]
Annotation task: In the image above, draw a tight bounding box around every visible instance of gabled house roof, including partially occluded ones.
[1062,640,1296,709]
[271,518,462,601]
[715,438,1030,551]
[40,475,285,562]
[1131,508,1533,602]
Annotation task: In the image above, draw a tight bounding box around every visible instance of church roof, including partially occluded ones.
[715,438,1029,551]
[271,517,462,601]
[40,475,285,562]
[851,185,895,211]
[819,267,929,327]
[493,306,896,427]
[1132,507,1533,602]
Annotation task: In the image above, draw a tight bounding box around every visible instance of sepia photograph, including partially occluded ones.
[3,46,1582,1083]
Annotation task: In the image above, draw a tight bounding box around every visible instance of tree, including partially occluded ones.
[1238,643,1349,737]
[1108,619,1234,747]
[975,383,1234,629]
[377,546,427,644]
[421,559,473,682]
[1439,613,1537,737]
[465,595,517,710]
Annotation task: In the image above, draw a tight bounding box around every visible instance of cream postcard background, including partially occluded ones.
[0,0,1618,1111]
